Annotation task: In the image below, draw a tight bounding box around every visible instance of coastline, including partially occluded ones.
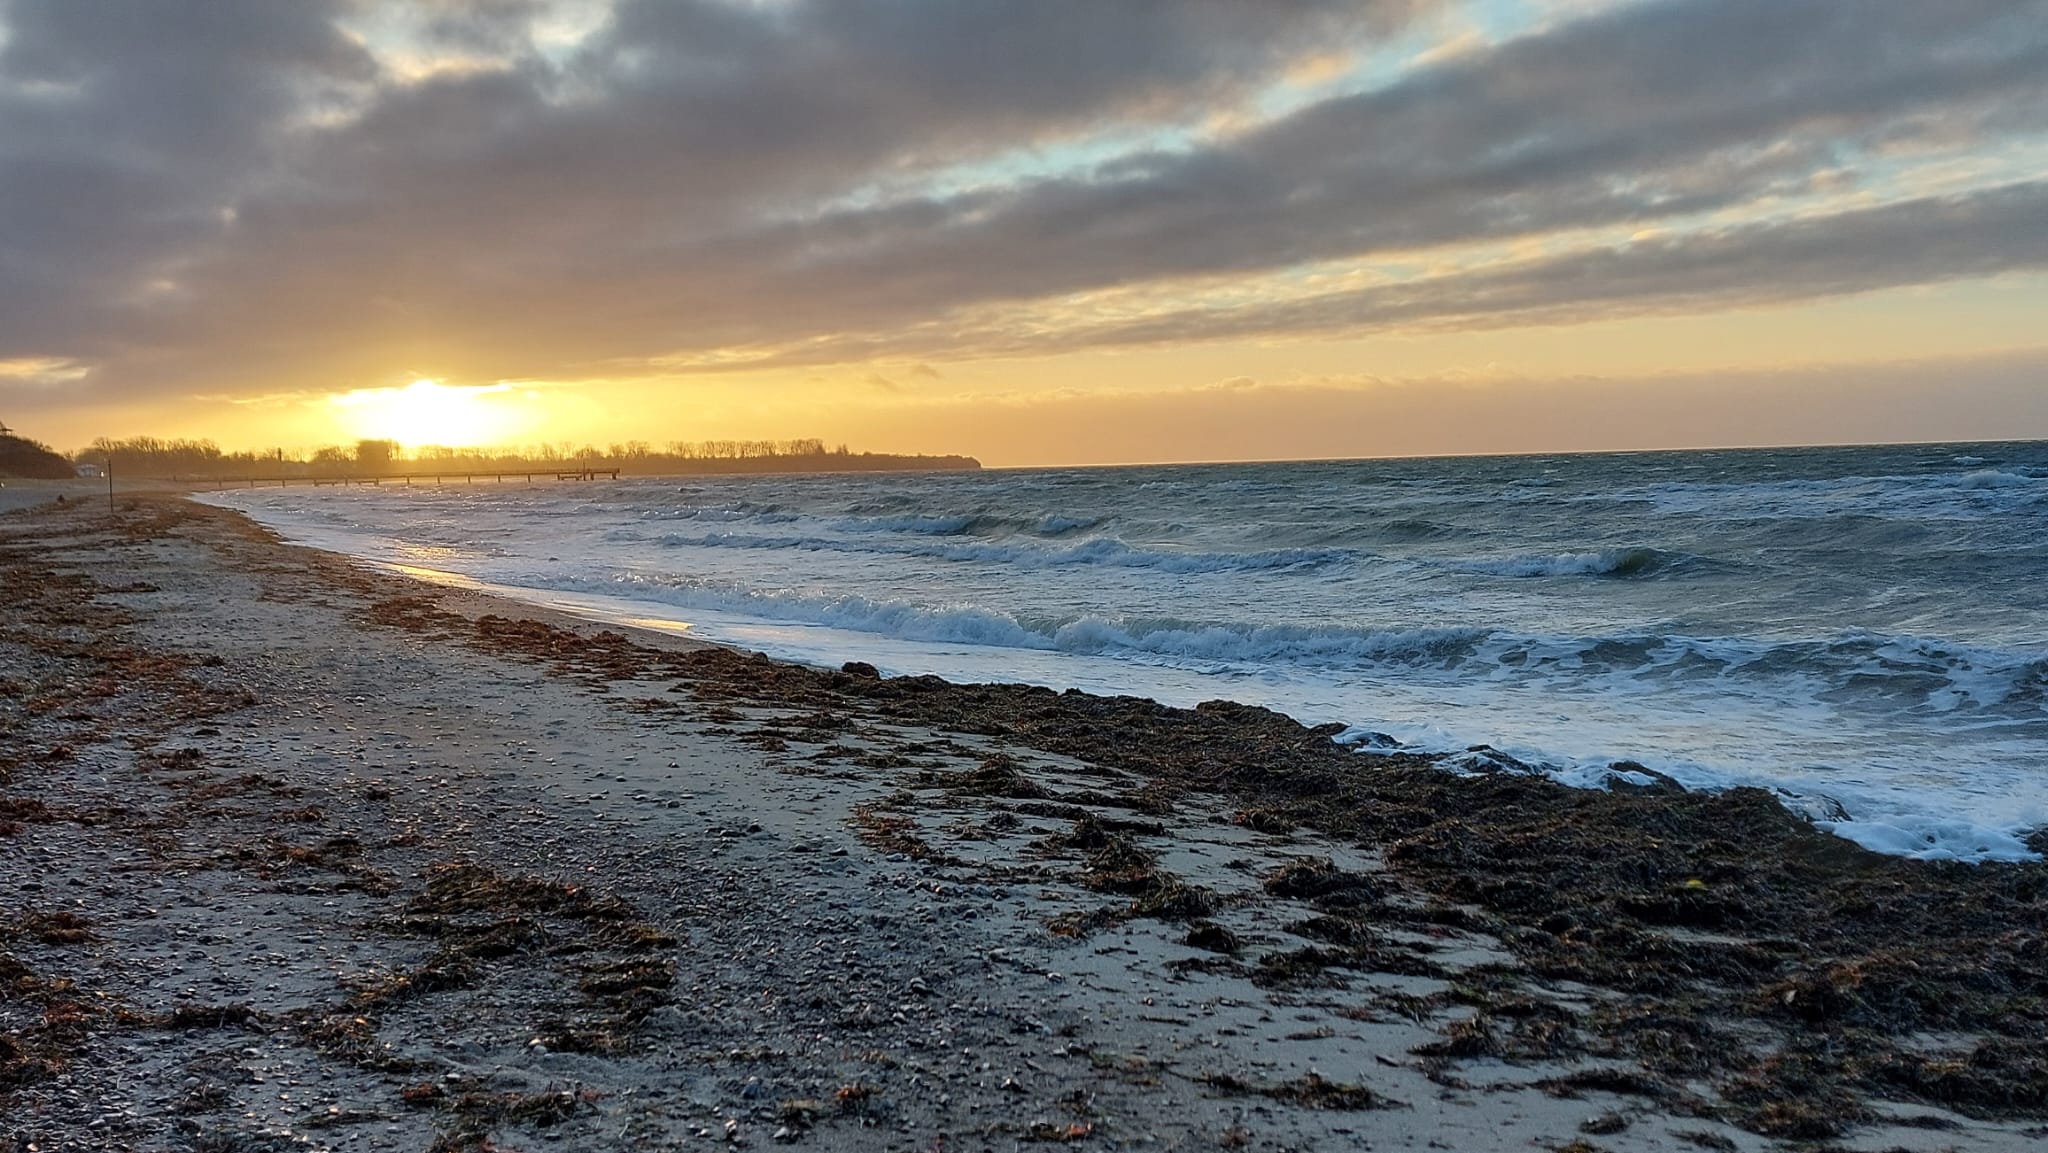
[2,494,2043,1151]
[195,458,2048,867]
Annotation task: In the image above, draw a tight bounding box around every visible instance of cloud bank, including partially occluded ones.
[2,0,2046,402]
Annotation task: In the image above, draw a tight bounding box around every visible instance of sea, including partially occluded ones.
[200,441,2048,863]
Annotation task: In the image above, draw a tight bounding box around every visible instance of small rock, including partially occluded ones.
[1582,1111,1629,1135]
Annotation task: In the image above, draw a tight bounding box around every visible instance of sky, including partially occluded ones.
[2,0,2046,466]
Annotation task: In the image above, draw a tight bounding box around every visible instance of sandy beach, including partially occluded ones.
[0,479,98,517]
[2,494,2043,1153]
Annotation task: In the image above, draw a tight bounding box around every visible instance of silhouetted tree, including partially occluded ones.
[354,439,398,473]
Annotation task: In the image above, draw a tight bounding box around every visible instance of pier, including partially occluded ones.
[201,468,621,489]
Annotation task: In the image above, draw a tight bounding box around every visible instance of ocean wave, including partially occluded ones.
[1956,468,2044,490]
[1376,517,1454,540]
[1056,619,1490,665]
[529,569,2048,717]
[1610,467,2048,520]
[1036,513,1104,535]
[651,530,1357,574]
[637,502,798,524]
[553,572,1497,664]
[831,510,1111,538]
[833,512,996,536]
[1448,547,1695,578]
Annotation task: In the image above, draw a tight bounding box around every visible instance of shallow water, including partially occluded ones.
[203,441,2048,861]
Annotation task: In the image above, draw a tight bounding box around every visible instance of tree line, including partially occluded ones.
[66,436,977,478]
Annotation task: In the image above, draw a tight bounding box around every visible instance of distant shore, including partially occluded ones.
[73,451,984,489]
[1,494,2042,1151]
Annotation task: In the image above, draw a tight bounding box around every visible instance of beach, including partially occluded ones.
[0,479,97,517]
[3,494,2044,1153]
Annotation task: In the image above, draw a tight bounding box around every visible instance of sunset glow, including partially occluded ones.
[327,381,535,449]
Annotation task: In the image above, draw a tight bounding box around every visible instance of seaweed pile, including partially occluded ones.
[445,612,2048,1138]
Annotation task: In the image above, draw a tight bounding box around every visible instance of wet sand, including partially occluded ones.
[1,495,2043,1152]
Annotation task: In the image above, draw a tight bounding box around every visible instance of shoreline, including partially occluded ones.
[198,486,2045,866]
[2,494,2044,1151]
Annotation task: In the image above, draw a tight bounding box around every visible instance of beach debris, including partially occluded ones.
[1182,921,1241,953]
[1579,1110,1628,1134]
[1196,1071,1397,1111]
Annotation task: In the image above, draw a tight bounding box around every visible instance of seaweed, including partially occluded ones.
[1182,921,1241,953]
[1198,1071,1397,1111]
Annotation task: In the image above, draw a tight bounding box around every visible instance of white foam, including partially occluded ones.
[1818,815,2040,863]
[1956,468,2044,490]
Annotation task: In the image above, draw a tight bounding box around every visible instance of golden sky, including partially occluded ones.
[4,0,2046,465]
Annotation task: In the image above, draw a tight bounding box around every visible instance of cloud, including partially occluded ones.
[0,354,89,386]
[2,0,2045,403]
[698,0,2047,348]
[966,180,2048,357]
[0,1,374,349]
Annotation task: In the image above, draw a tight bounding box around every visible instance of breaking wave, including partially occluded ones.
[531,570,2048,719]
[648,530,1357,574]
[1448,547,1698,578]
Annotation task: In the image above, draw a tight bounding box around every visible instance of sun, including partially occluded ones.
[329,379,528,447]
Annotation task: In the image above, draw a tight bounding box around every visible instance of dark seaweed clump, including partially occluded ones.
[631,645,2047,1132]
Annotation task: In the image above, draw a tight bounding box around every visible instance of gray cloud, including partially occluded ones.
[0,1,372,347]
[2,0,2045,401]
[720,0,2048,334]
[921,180,2048,360]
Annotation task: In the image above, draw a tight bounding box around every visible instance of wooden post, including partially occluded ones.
[105,457,114,511]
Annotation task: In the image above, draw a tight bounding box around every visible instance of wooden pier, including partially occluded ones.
[201,468,621,489]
